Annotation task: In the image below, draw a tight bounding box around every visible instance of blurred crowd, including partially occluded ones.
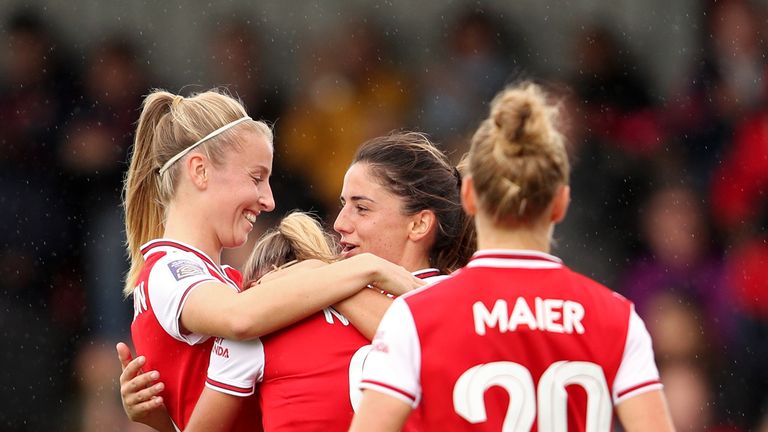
[1,1,766,431]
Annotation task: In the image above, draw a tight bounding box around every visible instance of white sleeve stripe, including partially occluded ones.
[360,381,418,408]
[614,383,664,405]
[612,307,660,401]
[175,278,216,322]
[205,378,254,397]
[616,379,662,399]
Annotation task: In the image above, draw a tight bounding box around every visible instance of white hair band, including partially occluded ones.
[158,116,252,175]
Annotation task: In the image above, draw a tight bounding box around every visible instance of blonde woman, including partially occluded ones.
[119,89,421,431]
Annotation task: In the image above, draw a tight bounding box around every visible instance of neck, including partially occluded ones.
[474,212,553,253]
[164,201,222,265]
[398,249,433,273]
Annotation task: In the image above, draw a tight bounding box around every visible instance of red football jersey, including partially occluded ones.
[131,239,259,431]
[361,250,662,431]
[206,269,444,431]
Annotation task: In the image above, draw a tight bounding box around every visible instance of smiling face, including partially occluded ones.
[206,130,275,249]
[333,162,413,266]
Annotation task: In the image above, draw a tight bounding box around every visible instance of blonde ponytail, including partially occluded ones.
[122,92,175,295]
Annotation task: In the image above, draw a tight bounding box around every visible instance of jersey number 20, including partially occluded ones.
[453,361,612,431]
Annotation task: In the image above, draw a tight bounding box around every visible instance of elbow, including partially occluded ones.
[227,316,253,341]
[222,308,262,341]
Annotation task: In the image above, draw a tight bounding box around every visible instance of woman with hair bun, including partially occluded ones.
[351,82,674,431]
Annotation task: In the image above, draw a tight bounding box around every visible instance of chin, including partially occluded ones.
[224,233,250,249]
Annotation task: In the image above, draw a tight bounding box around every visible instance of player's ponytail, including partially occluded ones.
[242,212,339,285]
[468,82,570,224]
[123,91,176,296]
[442,152,477,270]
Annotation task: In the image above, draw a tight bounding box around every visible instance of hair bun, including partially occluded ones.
[493,100,531,144]
[489,83,552,157]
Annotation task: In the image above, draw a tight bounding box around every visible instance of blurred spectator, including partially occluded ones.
[710,110,768,238]
[60,36,148,341]
[416,7,514,160]
[709,69,768,429]
[279,18,412,213]
[207,17,284,123]
[720,237,768,429]
[666,0,768,191]
[206,17,324,231]
[204,17,325,269]
[0,10,79,430]
[553,85,652,288]
[555,24,667,287]
[622,185,735,349]
[571,24,667,158]
[58,36,152,431]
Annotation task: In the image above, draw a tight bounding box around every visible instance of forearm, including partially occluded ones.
[334,289,393,340]
[184,255,382,340]
[228,256,384,339]
[615,390,675,432]
[185,389,242,432]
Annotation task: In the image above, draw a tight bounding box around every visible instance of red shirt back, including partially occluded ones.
[361,251,661,431]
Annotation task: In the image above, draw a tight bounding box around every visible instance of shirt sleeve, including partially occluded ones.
[205,337,264,397]
[147,253,218,345]
[359,297,422,408]
[613,307,663,404]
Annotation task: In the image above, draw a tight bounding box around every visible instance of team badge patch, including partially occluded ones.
[168,259,205,281]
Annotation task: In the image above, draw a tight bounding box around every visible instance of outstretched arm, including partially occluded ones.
[182,253,423,340]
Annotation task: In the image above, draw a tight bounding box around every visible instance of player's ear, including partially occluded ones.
[408,210,436,242]
[461,176,477,217]
[187,153,209,189]
[550,185,570,224]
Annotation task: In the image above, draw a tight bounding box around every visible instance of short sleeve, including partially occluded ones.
[147,253,218,345]
[205,337,265,397]
[359,297,422,408]
[613,307,663,404]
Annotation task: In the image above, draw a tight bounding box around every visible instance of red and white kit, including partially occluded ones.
[130,239,258,431]
[361,250,662,431]
[206,269,444,431]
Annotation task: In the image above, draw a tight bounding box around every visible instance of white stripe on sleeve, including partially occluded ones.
[359,297,422,408]
[205,337,264,397]
[613,307,663,405]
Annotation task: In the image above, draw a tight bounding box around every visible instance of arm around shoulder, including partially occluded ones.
[182,254,422,340]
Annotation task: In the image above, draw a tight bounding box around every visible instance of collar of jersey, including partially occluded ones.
[468,249,563,269]
[140,238,236,285]
[412,268,441,279]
